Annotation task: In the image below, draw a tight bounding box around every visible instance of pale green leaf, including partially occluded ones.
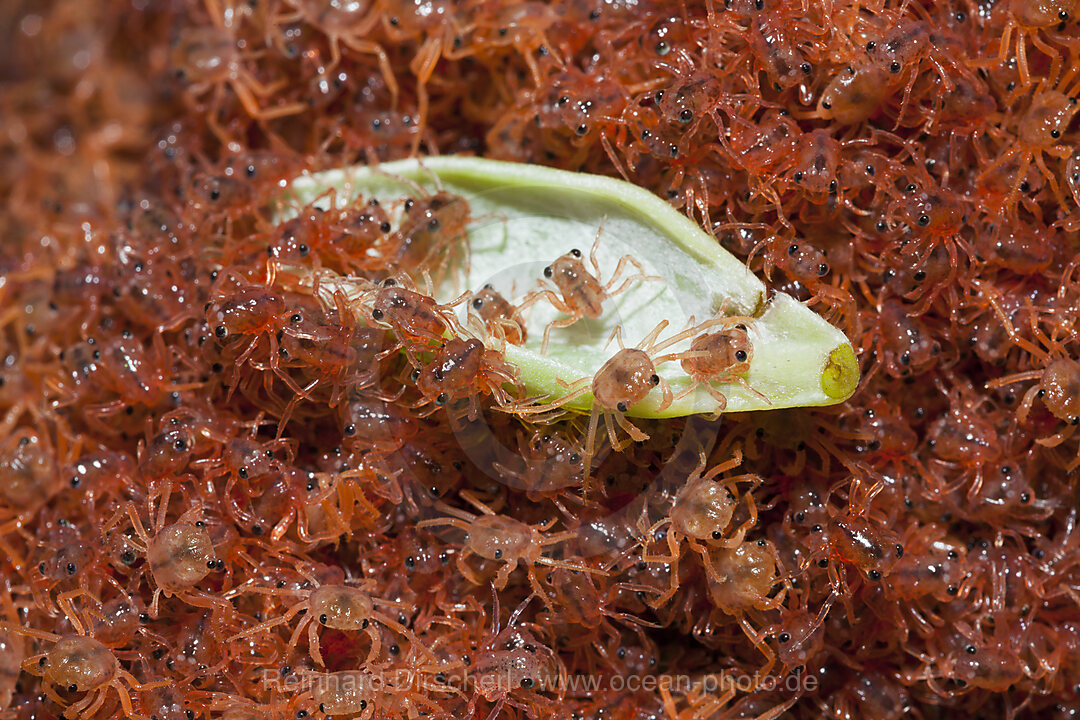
[284,156,859,418]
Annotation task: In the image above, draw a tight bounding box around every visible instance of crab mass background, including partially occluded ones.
[2,0,1080,718]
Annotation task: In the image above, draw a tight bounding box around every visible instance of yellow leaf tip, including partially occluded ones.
[821,343,859,402]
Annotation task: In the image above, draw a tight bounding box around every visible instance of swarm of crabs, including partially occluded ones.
[3,0,1080,718]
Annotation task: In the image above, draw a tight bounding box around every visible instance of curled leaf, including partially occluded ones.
[285,156,859,417]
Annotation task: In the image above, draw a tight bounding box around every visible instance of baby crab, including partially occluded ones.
[468,284,527,346]
[520,221,661,353]
[226,572,432,667]
[467,592,563,720]
[294,663,448,720]
[411,337,522,420]
[388,189,472,276]
[416,490,606,607]
[704,538,786,618]
[673,309,768,412]
[368,166,477,284]
[493,428,586,498]
[511,317,730,481]
[102,501,229,618]
[985,296,1080,469]
[365,277,466,361]
[638,450,762,608]
[3,593,166,720]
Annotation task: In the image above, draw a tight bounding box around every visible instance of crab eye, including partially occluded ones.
[735,350,748,362]
[543,266,553,278]
[616,402,628,412]
[472,297,484,309]
[650,374,660,385]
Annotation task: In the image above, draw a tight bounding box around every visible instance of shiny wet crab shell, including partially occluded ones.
[1041,359,1080,423]
[43,636,116,692]
[147,522,215,593]
[1013,0,1080,28]
[471,628,555,699]
[548,253,605,319]
[591,348,659,411]
[309,585,375,630]
[466,515,532,561]
[671,478,738,541]
[310,670,376,715]
[705,541,779,613]
[681,328,753,379]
